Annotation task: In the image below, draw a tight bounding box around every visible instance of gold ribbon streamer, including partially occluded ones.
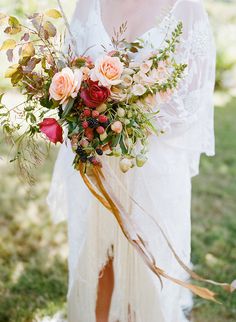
[78,162,235,302]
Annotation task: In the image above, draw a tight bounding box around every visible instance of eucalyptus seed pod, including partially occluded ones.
[124,119,130,125]
[112,146,122,157]
[96,103,107,113]
[100,131,108,141]
[136,154,148,167]
[119,158,132,173]
[125,138,133,149]
[117,107,126,117]
[127,111,133,118]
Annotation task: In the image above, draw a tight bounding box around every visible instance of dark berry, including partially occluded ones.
[80,155,88,162]
[88,156,94,163]
[82,121,89,129]
[76,146,84,155]
[103,120,110,128]
[96,148,103,155]
[88,118,99,128]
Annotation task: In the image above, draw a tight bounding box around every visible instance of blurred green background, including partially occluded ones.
[0,0,236,321]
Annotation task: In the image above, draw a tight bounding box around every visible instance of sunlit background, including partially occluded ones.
[0,0,235,321]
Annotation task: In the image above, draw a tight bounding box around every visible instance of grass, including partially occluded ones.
[0,94,235,322]
[0,144,68,322]
[191,95,236,321]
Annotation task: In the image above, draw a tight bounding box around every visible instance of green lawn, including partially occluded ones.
[191,95,236,321]
[0,94,235,321]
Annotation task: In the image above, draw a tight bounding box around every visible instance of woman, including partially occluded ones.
[48,0,215,321]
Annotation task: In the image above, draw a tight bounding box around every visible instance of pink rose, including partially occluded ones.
[90,55,124,87]
[111,121,123,134]
[49,67,83,106]
[39,118,63,144]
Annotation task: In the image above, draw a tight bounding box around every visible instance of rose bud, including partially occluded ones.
[92,110,100,118]
[100,132,108,141]
[85,128,94,141]
[83,109,91,117]
[80,80,110,108]
[82,121,89,129]
[111,121,123,134]
[96,126,105,134]
[98,115,108,123]
[136,154,147,167]
[39,118,63,144]
[96,103,107,113]
[119,158,133,173]
[117,107,126,118]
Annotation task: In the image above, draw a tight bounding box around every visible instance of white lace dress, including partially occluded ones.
[47,0,216,321]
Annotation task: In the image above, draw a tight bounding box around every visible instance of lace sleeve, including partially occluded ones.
[156,0,215,157]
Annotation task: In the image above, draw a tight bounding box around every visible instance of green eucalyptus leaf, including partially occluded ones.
[62,99,75,118]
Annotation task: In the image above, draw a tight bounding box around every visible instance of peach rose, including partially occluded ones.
[111,121,123,134]
[90,55,124,87]
[49,67,83,106]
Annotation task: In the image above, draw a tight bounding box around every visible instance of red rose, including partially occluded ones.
[80,81,110,108]
[39,118,63,144]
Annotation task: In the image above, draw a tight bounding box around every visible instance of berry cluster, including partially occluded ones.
[75,108,110,165]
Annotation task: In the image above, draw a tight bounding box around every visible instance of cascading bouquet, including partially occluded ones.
[0,8,234,301]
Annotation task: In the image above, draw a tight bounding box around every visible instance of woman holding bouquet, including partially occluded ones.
[48,0,216,321]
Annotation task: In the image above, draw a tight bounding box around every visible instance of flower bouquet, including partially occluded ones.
[0,7,234,300]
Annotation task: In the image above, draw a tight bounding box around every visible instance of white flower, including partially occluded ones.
[123,68,135,75]
[110,86,127,101]
[129,61,140,69]
[133,71,154,85]
[143,94,157,109]
[140,60,153,74]
[132,84,147,96]
[121,74,133,87]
